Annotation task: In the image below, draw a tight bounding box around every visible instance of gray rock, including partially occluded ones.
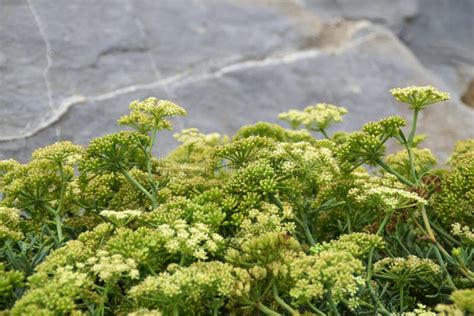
[301,0,418,33]
[0,0,473,163]
[400,0,474,98]
[1,20,472,163]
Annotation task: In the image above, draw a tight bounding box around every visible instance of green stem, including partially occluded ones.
[257,302,282,316]
[272,284,297,315]
[146,127,159,207]
[54,212,63,243]
[346,211,352,233]
[57,162,67,214]
[320,129,330,139]
[43,204,63,243]
[366,212,392,314]
[399,286,404,313]
[420,205,436,241]
[374,157,415,187]
[433,246,457,289]
[408,109,419,147]
[120,169,157,208]
[406,145,419,184]
[419,206,457,289]
[327,294,340,316]
[306,301,325,315]
[172,305,179,316]
[430,221,461,247]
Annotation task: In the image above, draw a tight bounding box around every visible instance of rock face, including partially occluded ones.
[1,0,473,162]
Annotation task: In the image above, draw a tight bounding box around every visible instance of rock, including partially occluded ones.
[400,0,474,98]
[0,0,473,163]
[301,0,418,33]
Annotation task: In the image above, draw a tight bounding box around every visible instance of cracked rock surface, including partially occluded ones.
[1,0,473,162]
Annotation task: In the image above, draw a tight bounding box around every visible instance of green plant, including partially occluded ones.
[0,87,472,315]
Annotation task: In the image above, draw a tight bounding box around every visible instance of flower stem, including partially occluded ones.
[257,302,282,316]
[146,126,159,207]
[408,109,419,147]
[120,169,157,208]
[272,283,297,315]
[374,157,415,187]
[43,204,63,244]
[320,129,330,139]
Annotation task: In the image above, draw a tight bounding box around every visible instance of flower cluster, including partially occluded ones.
[289,250,364,305]
[118,98,186,133]
[213,136,273,168]
[0,207,23,241]
[80,131,149,173]
[374,256,441,279]
[129,261,250,314]
[100,209,142,227]
[433,148,474,224]
[451,223,474,244]
[391,86,450,110]
[348,177,426,211]
[87,250,139,282]
[0,262,23,309]
[234,121,314,143]
[386,148,436,179]
[336,116,406,170]
[1,86,472,315]
[10,266,91,316]
[311,232,384,258]
[278,103,347,134]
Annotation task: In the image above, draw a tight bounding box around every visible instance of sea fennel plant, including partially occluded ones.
[0,87,473,315]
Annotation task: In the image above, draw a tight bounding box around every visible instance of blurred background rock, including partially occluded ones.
[1,0,473,162]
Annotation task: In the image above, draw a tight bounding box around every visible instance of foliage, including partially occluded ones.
[0,88,473,315]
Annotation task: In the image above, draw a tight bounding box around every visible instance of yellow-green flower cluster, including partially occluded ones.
[144,195,225,229]
[173,128,221,146]
[234,121,314,143]
[234,202,295,243]
[451,223,474,245]
[225,159,277,199]
[213,136,273,168]
[449,289,474,313]
[436,289,474,315]
[128,309,163,316]
[156,220,224,260]
[226,232,300,268]
[289,250,364,305]
[391,86,449,110]
[433,150,474,224]
[276,142,340,185]
[118,98,186,133]
[128,261,250,314]
[374,255,441,278]
[87,250,139,282]
[0,263,24,308]
[105,220,223,264]
[386,148,436,179]
[448,139,474,167]
[10,266,91,316]
[80,131,149,173]
[401,303,436,316]
[348,178,426,211]
[0,206,23,241]
[32,141,84,164]
[278,103,347,132]
[337,116,406,168]
[311,232,384,258]
[100,209,142,227]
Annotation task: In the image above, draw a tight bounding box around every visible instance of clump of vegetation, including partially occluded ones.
[0,86,473,315]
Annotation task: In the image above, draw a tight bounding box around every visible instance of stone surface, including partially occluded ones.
[400,0,474,98]
[0,0,473,162]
